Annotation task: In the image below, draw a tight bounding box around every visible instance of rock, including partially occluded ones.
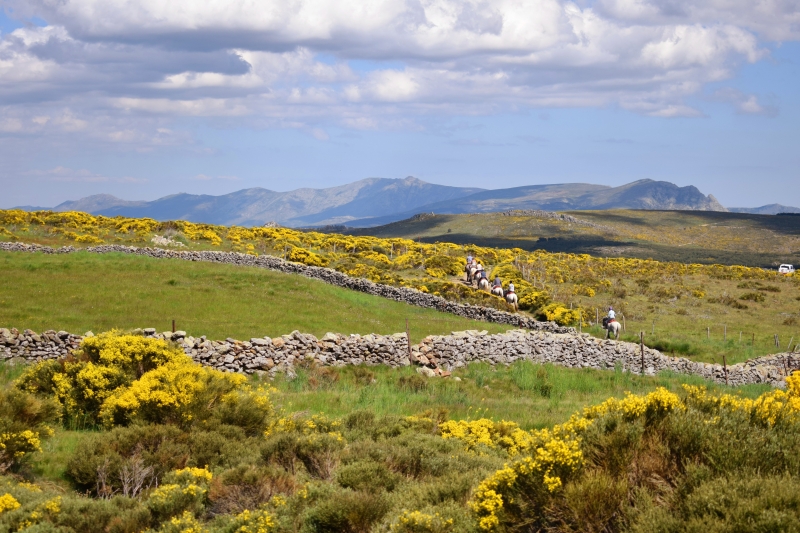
[272,337,286,348]
[84,331,95,337]
[172,330,187,340]
[143,328,156,335]
[417,367,437,378]
[250,338,270,346]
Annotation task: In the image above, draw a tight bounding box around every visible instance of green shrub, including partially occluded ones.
[0,388,59,472]
[208,464,295,515]
[629,474,800,533]
[336,460,400,492]
[303,487,390,533]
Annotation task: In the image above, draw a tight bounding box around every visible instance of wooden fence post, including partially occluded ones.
[640,332,645,376]
[172,320,175,333]
[652,320,655,335]
[622,314,626,332]
[707,327,710,340]
[724,324,727,342]
[406,319,412,360]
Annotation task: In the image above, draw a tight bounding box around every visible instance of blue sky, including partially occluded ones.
[1,1,799,208]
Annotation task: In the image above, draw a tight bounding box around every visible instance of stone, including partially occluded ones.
[272,337,286,348]
[84,331,95,337]
[172,330,187,340]
[417,366,436,378]
[250,338,270,346]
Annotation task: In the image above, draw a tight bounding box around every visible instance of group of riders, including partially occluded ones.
[465,255,514,296]
[465,254,619,335]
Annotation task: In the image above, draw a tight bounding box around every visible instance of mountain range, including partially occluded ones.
[14,177,793,228]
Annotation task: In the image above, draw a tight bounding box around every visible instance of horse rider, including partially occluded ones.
[603,306,616,329]
[492,276,502,289]
[466,254,474,265]
[476,262,484,276]
[506,281,515,297]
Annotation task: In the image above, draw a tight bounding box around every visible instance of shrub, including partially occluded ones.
[390,509,456,533]
[303,487,390,533]
[0,389,59,472]
[740,292,766,303]
[208,465,295,516]
[536,303,585,326]
[397,374,428,393]
[146,467,213,523]
[336,460,400,492]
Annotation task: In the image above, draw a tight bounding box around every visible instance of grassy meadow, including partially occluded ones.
[0,251,508,342]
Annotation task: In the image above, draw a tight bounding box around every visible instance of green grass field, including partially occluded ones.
[0,251,508,342]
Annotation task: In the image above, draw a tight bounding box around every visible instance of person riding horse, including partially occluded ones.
[492,276,502,288]
[602,306,616,329]
[506,282,515,297]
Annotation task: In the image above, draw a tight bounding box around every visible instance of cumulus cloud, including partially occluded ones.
[0,0,795,149]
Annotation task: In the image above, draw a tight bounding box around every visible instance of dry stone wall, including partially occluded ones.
[2,326,796,388]
[0,242,573,334]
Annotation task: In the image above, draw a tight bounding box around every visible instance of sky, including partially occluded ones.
[1,0,799,209]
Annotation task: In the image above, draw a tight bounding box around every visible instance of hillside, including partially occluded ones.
[0,251,507,342]
[346,209,800,268]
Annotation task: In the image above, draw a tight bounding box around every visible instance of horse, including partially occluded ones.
[505,292,518,311]
[465,264,478,284]
[478,277,489,291]
[602,317,622,340]
[490,285,504,298]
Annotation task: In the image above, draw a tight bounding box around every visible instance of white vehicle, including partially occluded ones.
[778,264,795,274]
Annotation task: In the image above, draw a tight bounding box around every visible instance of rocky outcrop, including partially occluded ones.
[2,327,796,388]
[0,242,573,334]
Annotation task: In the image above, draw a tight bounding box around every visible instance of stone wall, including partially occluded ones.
[0,242,573,334]
[3,326,797,388]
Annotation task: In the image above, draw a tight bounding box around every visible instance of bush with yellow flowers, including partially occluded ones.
[0,388,59,473]
[17,333,273,430]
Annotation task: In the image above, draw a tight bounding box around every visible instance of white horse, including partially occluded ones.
[505,292,518,311]
[491,285,504,298]
[478,277,489,291]
[465,264,478,284]
[603,318,622,340]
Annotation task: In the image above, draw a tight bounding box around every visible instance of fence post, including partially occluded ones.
[789,337,794,352]
[652,320,655,335]
[724,324,727,342]
[622,314,626,332]
[406,319,412,360]
[172,320,175,333]
[640,332,645,376]
[596,308,599,326]
[752,333,755,346]
[707,327,710,340]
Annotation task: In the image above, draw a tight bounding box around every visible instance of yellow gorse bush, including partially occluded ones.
[439,419,536,457]
[17,333,274,429]
[0,493,20,515]
[469,387,684,531]
[684,373,800,427]
[391,510,455,533]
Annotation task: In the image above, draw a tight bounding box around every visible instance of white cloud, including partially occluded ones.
[0,0,794,148]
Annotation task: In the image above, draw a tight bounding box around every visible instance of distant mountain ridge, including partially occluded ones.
[729,204,800,215]
[13,177,750,228]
